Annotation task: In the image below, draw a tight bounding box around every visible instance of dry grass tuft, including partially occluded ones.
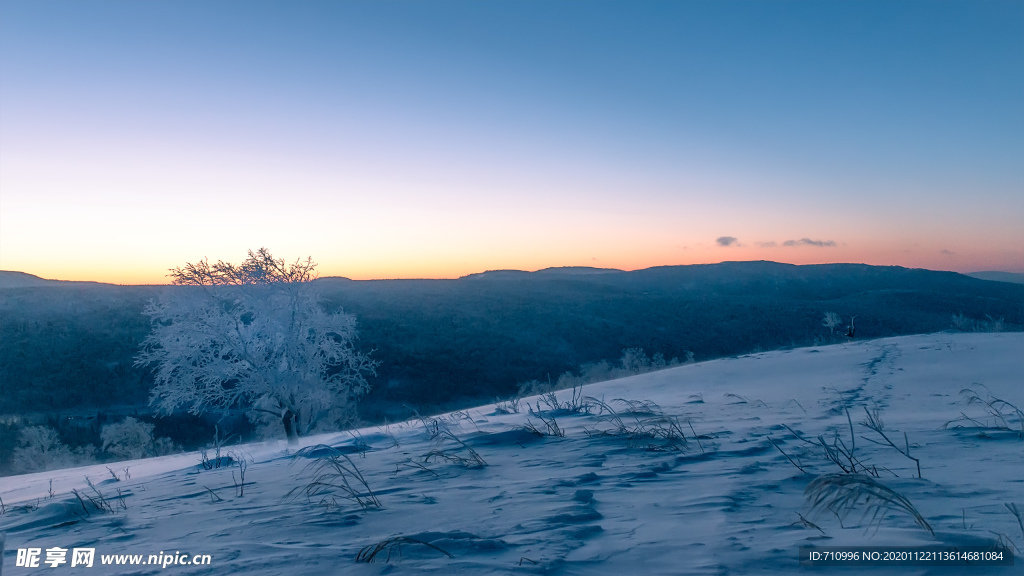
[494,397,521,414]
[944,386,1023,438]
[582,397,691,451]
[804,473,933,535]
[355,536,453,563]
[859,407,921,478]
[422,422,487,468]
[288,445,381,509]
[534,383,592,414]
[521,413,564,437]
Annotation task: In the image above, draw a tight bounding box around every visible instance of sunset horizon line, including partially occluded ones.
[3,259,1021,287]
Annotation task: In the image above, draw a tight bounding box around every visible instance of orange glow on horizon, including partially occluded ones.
[10,247,1018,286]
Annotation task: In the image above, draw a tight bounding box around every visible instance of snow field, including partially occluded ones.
[1,332,1022,575]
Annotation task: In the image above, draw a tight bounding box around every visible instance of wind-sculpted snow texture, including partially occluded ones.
[2,333,1021,575]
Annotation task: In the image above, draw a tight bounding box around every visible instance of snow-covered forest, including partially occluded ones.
[3,262,1022,471]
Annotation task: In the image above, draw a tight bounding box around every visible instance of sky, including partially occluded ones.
[1,0,1022,284]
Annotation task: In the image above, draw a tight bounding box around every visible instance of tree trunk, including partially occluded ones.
[282,409,298,446]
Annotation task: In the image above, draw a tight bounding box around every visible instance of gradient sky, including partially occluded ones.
[1,0,1022,283]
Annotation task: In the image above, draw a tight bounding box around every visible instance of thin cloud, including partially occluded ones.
[716,236,739,247]
[757,241,777,248]
[940,249,955,256]
[782,238,836,248]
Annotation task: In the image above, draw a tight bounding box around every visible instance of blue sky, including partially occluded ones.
[1,1,1021,282]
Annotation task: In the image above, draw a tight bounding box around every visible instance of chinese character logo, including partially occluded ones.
[72,547,97,567]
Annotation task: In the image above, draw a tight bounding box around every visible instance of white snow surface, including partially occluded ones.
[2,332,1022,575]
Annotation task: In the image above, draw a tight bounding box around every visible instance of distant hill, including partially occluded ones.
[458,269,534,280]
[967,271,1024,285]
[460,266,623,280]
[0,271,110,289]
[0,271,65,288]
[2,261,1022,428]
[532,266,624,276]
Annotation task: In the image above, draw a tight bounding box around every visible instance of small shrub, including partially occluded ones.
[198,426,235,470]
[620,347,652,373]
[517,379,551,397]
[816,409,878,476]
[494,397,521,414]
[232,456,248,497]
[153,437,180,456]
[860,407,921,478]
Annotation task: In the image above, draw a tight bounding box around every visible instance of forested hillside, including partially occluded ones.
[1,261,1021,460]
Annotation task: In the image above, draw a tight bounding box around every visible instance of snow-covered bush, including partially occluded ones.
[519,348,688,398]
[10,426,94,473]
[951,313,1006,332]
[153,436,179,456]
[101,417,156,460]
[136,248,378,444]
[620,347,652,373]
[619,348,682,375]
[951,313,973,331]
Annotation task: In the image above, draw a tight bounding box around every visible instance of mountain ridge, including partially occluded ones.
[7,261,1021,287]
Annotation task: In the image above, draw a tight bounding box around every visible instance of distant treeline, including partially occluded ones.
[1,261,1022,459]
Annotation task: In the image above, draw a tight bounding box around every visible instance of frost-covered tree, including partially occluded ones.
[135,249,377,444]
[11,426,94,473]
[101,417,156,460]
[100,417,178,459]
[822,311,841,336]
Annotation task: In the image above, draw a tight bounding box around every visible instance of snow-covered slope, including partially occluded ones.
[2,333,1022,575]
